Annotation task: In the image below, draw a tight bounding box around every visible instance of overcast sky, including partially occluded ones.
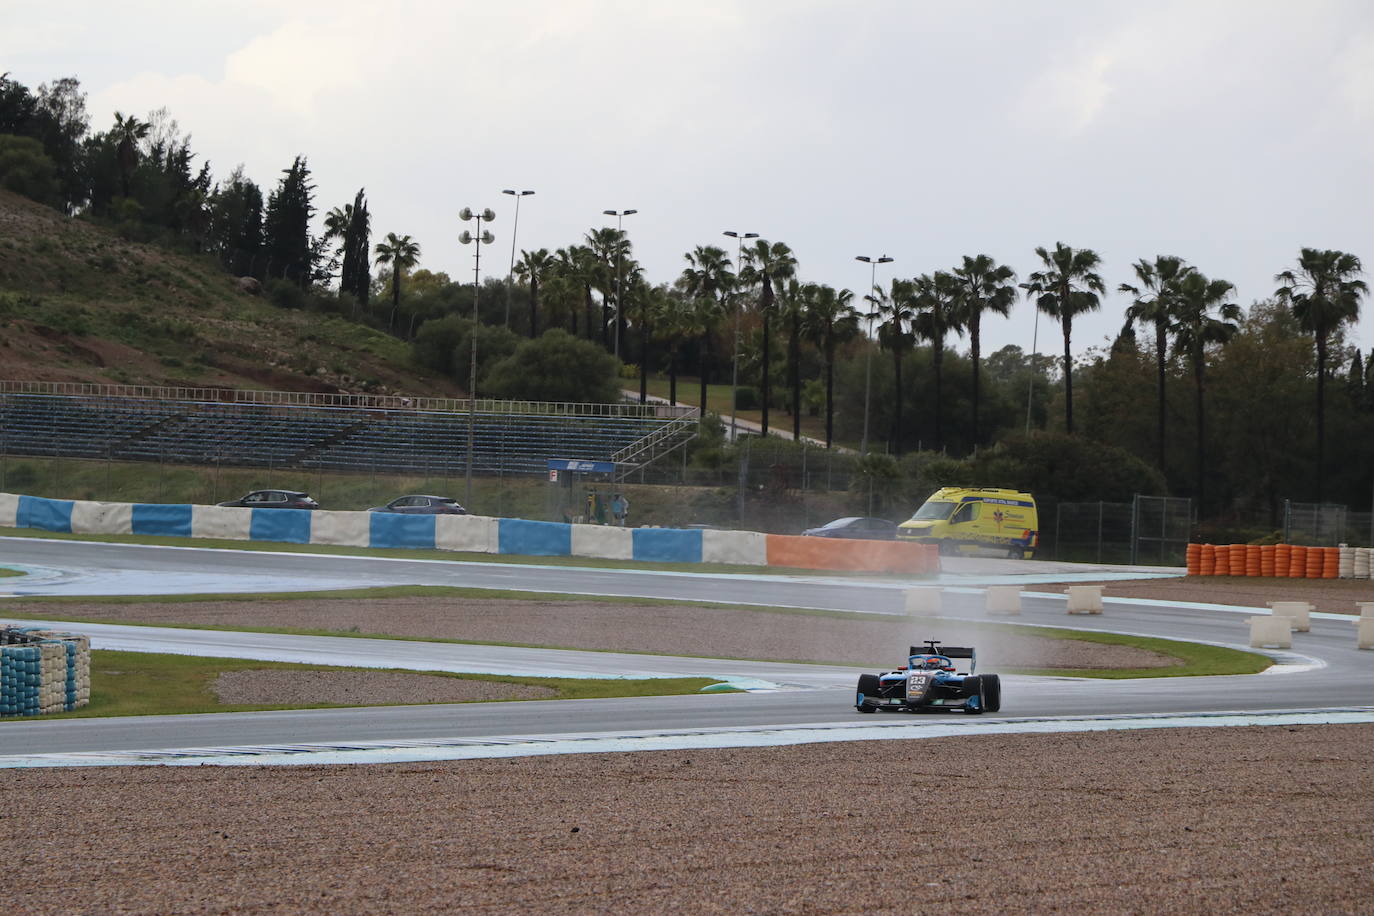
[6,1,1373,359]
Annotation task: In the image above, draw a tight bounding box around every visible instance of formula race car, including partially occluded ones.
[855,640,1001,714]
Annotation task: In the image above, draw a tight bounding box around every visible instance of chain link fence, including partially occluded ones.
[1283,501,1374,547]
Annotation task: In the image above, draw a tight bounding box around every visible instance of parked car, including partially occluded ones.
[801,517,898,540]
[217,490,319,509]
[368,495,467,515]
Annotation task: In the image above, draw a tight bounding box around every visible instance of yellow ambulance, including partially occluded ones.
[897,487,1039,559]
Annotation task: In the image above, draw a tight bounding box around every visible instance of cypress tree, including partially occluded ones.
[262,155,315,287]
[340,187,371,305]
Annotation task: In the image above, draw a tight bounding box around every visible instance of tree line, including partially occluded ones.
[1,72,1369,522]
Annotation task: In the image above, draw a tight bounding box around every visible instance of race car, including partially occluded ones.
[854,640,1001,714]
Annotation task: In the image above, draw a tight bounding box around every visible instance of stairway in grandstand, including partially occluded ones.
[0,384,698,478]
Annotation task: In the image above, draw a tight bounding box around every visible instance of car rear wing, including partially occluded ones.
[909,643,977,674]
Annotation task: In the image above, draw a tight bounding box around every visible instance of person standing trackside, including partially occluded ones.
[611,492,629,527]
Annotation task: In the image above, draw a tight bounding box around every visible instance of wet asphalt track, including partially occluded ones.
[0,537,1370,762]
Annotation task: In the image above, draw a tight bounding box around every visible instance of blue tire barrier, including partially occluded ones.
[1,625,91,717]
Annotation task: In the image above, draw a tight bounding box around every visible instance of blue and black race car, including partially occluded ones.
[855,640,1001,714]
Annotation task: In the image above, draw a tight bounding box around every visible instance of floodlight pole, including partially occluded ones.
[856,254,893,455]
[724,230,758,442]
[603,209,637,361]
[459,206,496,508]
[502,189,533,327]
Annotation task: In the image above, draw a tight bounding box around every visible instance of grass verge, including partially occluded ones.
[0,650,733,721]
[1000,624,1271,678]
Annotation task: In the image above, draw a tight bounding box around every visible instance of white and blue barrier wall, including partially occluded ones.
[0,492,760,567]
[0,492,943,573]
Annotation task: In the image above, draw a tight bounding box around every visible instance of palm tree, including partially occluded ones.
[372,232,421,333]
[910,271,964,452]
[679,245,734,414]
[778,278,808,442]
[1121,255,1194,474]
[801,284,858,447]
[514,248,554,338]
[322,204,353,285]
[877,278,919,456]
[112,111,150,199]
[740,240,797,436]
[1019,242,1106,434]
[951,255,1018,447]
[1172,271,1240,515]
[585,226,626,348]
[653,288,698,405]
[1275,249,1368,500]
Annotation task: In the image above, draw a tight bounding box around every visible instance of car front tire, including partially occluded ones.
[855,673,881,713]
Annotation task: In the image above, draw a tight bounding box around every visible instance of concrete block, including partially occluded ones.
[571,524,633,560]
[435,514,498,554]
[0,492,18,528]
[904,588,943,615]
[1267,600,1312,633]
[701,530,768,566]
[1247,615,1292,649]
[1356,618,1374,650]
[72,500,134,535]
[1066,585,1104,615]
[985,585,1021,615]
[1357,602,1374,619]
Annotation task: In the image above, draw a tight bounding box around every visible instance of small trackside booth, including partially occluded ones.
[546,458,616,525]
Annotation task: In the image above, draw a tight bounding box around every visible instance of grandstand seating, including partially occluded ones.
[0,391,693,477]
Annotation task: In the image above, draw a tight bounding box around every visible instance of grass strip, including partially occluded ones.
[997,624,1271,678]
[0,568,23,578]
[0,650,733,721]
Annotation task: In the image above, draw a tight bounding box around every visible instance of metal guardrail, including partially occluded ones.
[0,380,696,420]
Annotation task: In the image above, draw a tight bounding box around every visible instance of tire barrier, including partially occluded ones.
[1,625,91,717]
[1186,543,1371,579]
[0,492,940,576]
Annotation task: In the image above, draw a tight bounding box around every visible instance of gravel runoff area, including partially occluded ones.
[6,575,1372,912]
[6,726,1372,913]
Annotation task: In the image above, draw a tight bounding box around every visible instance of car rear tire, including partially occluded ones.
[855,674,881,713]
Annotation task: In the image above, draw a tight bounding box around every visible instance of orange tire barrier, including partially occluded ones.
[1186,543,1202,576]
[1260,544,1276,578]
[1289,545,1307,579]
[1200,543,1216,576]
[1214,544,1231,576]
[1305,546,1323,579]
[1322,546,1340,579]
[1274,543,1291,578]
[1239,544,1257,577]
[766,534,938,575]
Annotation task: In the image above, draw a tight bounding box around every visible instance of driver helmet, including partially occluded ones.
[923,657,944,670]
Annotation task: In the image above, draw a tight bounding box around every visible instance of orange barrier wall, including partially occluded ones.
[765,534,939,575]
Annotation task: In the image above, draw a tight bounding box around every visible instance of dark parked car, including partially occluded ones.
[368,495,467,515]
[217,489,319,509]
[801,516,898,540]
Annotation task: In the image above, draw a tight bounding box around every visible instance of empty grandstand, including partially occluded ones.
[0,382,698,479]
